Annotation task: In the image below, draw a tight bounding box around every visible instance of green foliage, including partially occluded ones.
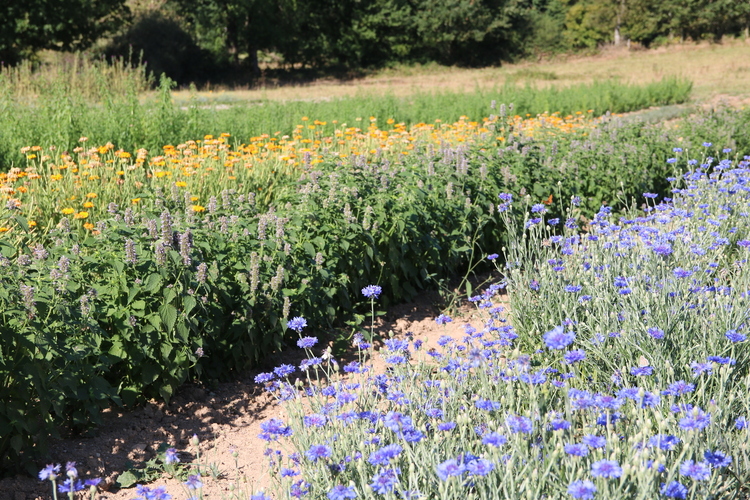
[0,69,692,170]
[0,0,130,65]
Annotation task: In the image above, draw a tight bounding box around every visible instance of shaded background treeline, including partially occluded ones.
[2,0,750,85]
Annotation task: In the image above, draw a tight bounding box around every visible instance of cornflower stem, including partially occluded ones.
[368,297,375,343]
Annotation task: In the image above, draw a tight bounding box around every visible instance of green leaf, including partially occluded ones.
[116,470,140,488]
[182,295,196,314]
[159,304,177,332]
[144,274,162,293]
[159,383,173,403]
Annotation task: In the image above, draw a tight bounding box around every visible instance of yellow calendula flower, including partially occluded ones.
[191,196,199,202]
[74,211,89,219]
[0,227,9,233]
[28,220,36,227]
[131,198,141,204]
[192,205,205,213]
[86,192,97,198]
[61,207,75,215]
[175,181,187,188]
[83,201,94,208]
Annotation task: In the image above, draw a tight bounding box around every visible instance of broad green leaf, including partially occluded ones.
[159,304,177,332]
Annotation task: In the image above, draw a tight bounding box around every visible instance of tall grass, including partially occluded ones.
[0,55,692,170]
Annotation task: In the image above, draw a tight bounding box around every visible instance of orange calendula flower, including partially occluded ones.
[0,227,9,233]
[61,207,75,215]
[74,211,89,219]
[83,223,95,230]
[192,205,206,212]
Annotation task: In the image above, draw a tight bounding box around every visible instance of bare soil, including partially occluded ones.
[0,285,507,500]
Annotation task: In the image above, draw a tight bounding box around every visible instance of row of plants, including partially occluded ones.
[236,150,750,499]
[2,105,749,476]
[0,66,691,170]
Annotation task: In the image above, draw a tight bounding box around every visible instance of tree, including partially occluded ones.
[169,0,289,76]
[0,0,130,65]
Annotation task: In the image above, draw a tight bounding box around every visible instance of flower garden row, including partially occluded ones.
[242,150,750,499]
[2,106,749,478]
[110,146,750,499]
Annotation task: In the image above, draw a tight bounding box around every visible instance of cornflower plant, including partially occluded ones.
[247,147,750,499]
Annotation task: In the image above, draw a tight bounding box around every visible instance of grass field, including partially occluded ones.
[172,40,750,106]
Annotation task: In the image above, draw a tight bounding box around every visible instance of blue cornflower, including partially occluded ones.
[164,448,179,464]
[384,411,412,432]
[482,432,507,447]
[564,349,586,364]
[707,355,735,365]
[287,316,307,332]
[38,464,60,481]
[564,443,589,457]
[679,408,711,431]
[297,336,318,349]
[438,422,456,431]
[565,285,583,293]
[303,414,327,427]
[543,326,575,350]
[487,253,499,260]
[281,468,299,477]
[259,418,293,441]
[690,361,713,377]
[703,142,712,147]
[475,398,501,411]
[466,458,495,476]
[435,314,452,325]
[647,434,680,451]
[425,408,443,419]
[436,458,466,481]
[250,493,273,500]
[401,428,424,443]
[57,479,84,493]
[725,330,747,343]
[386,355,407,365]
[184,475,203,490]
[550,419,571,431]
[661,481,688,499]
[582,435,606,449]
[274,364,296,378]
[134,485,172,500]
[370,467,400,495]
[305,444,332,462]
[662,381,695,397]
[704,450,732,467]
[736,417,747,430]
[368,444,402,466]
[679,460,711,481]
[254,372,274,383]
[498,193,513,202]
[328,484,357,500]
[591,459,622,478]
[647,327,665,339]
[506,414,533,434]
[673,268,692,278]
[567,479,597,499]
[362,285,382,299]
[531,203,546,213]
[630,365,653,376]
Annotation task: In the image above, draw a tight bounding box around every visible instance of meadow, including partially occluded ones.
[3,42,750,499]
